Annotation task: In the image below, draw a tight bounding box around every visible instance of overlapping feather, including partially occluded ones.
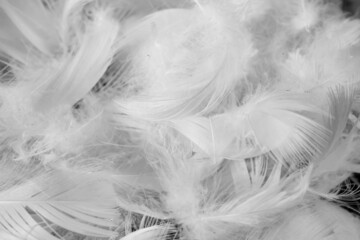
[32,8,120,111]
[0,170,119,240]
[171,91,328,163]
[114,1,255,120]
[149,134,310,239]
[1,0,360,240]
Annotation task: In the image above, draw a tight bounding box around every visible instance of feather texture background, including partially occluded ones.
[1,0,360,239]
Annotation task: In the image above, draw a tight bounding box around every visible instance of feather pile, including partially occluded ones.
[1,0,360,239]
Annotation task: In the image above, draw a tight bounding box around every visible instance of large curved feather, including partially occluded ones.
[171,91,328,163]
[114,3,255,120]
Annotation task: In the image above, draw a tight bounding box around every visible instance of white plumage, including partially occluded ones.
[0,0,360,240]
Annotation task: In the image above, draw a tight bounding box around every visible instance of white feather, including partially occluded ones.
[1,1,360,240]
[229,0,271,22]
[152,137,309,239]
[291,0,322,31]
[114,3,255,120]
[120,225,173,240]
[0,9,31,62]
[32,8,119,112]
[0,88,110,161]
[195,159,309,229]
[262,200,360,240]
[171,91,328,162]
[0,0,59,57]
[279,17,360,95]
[0,169,120,240]
[311,87,359,194]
